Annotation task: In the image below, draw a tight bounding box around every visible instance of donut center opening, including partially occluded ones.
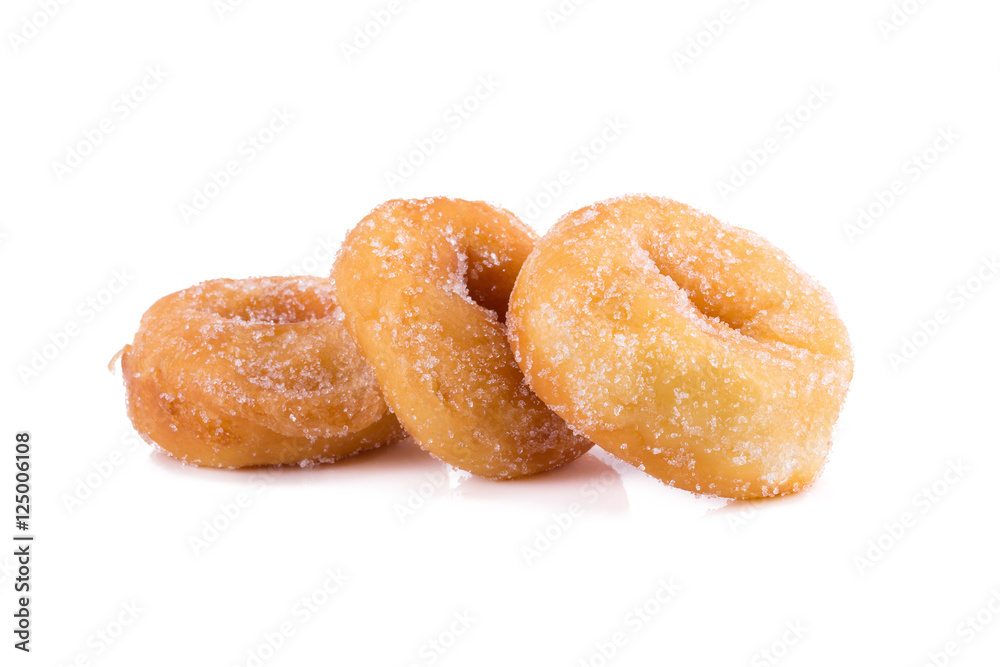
[681,288,748,333]
[225,303,322,324]
[462,254,515,324]
[642,243,750,334]
[215,291,330,325]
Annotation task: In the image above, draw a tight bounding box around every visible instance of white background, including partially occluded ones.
[2,0,999,665]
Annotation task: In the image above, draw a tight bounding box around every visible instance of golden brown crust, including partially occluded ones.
[332,197,592,479]
[120,276,402,468]
[507,195,853,499]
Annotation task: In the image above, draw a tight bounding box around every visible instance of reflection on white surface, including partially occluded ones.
[140,432,740,521]
[448,448,631,515]
[143,434,446,482]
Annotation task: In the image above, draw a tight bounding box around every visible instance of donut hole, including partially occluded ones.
[224,302,322,324]
[449,249,515,324]
[637,242,750,335]
[210,282,333,325]
[465,263,512,323]
[680,288,749,334]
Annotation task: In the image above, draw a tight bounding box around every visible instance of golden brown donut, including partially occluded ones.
[332,197,592,479]
[507,195,853,499]
[120,276,402,468]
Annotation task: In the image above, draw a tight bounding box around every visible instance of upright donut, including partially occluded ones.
[507,195,853,499]
[333,197,592,479]
[120,276,402,468]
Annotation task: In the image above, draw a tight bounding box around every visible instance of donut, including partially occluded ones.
[332,197,592,479]
[119,276,402,468]
[506,195,853,499]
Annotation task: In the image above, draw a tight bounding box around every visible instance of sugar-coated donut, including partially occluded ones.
[333,197,592,479]
[507,195,853,499]
[120,276,402,468]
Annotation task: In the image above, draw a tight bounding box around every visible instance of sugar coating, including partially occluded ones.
[333,197,592,479]
[120,276,402,468]
[507,195,853,499]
